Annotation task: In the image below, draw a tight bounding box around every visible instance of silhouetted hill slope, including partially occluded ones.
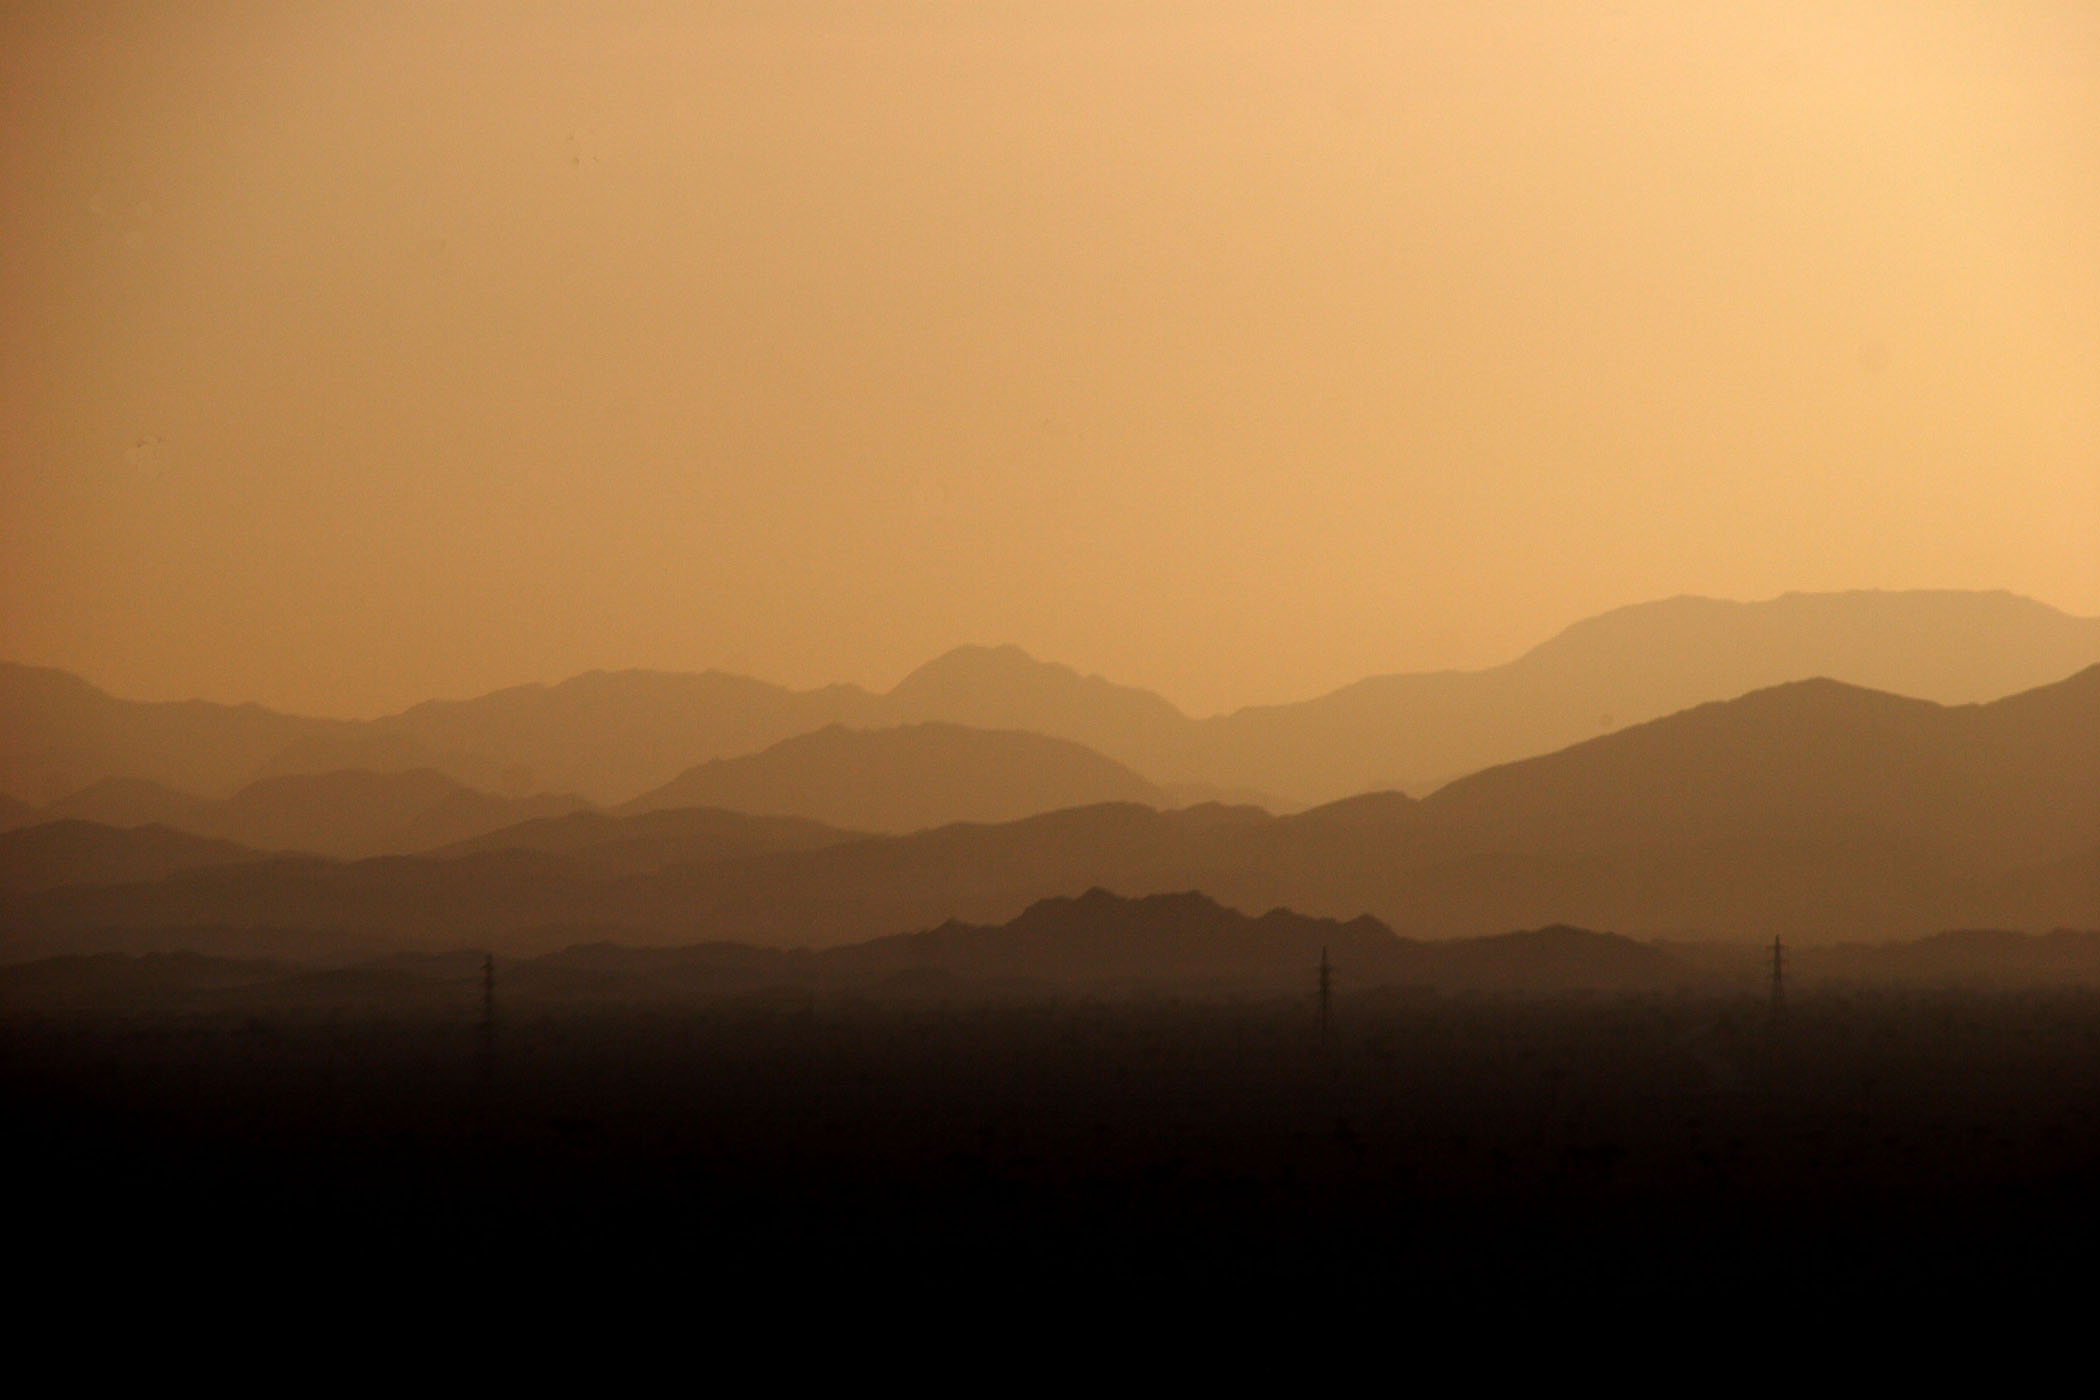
[1416,666,2100,869]
[1808,927,2100,985]
[0,661,879,806]
[0,662,351,803]
[334,669,884,801]
[0,791,41,831]
[18,916,2100,1014]
[1935,845,2100,936]
[212,770,594,858]
[30,769,594,860]
[247,728,499,791]
[589,802,1236,948]
[8,669,2094,952]
[3,801,1226,955]
[1412,925,1686,993]
[1187,590,2100,800]
[828,897,1685,992]
[619,723,1168,832]
[433,806,865,875]
[0,821,265,895]
[0,889,1687,998]
[824,887,1404,983]
[883,645,1193,771]
[39,777,221,832]
[1,849,600,959]
[1247,667,2100,939]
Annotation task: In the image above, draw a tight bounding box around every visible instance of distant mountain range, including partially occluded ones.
[7,589,2096,807]
[0,723,1172,854]
[6,665,2093,956]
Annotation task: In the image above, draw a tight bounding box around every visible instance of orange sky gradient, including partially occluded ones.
[3,1,2095,718]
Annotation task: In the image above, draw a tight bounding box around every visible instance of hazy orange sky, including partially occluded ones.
[3,1,2095,718]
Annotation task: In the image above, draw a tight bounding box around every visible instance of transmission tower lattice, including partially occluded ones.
[1317,945,1333,1041]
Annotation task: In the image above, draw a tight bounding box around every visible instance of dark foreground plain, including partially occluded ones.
[11,983,2100,1325]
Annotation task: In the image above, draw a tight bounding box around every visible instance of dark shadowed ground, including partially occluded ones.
[10,982,2100,1328]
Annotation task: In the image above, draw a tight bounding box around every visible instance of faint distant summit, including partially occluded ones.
[883,643,1195,775]
[619,721,1168,832]
[889,643,1190,723]
[1517,589,2100,706]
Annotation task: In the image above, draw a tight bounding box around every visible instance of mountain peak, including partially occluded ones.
[881,646,1191,749]
[890,645,1081,698]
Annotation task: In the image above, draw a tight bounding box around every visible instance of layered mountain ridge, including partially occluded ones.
[6,666,2092,956]
[8,589,2097,807]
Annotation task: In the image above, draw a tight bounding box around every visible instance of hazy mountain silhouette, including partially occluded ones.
[1804,926,2100,986]
[1424,667,2098,863]
[3,801,1232,956]
[303,669,884,800]
[1184,589,2100,800]
[1203,665,2100,940]
[0,846,615,961]
[826,896,1686,992]
[37,777,222,833]
[0,662,352,803]
[0,820,265,895]
[0,790,42,831]
[618,722,1168,832]
[247,729,504,792]
[881,644,1192,770]
[8,667,2093,953]
[0,884,1692,997]
[17,908,2100,1012]
[211,770,594,858]
[1157,779,1289,809]
[10,590,2093,809]
[1412,924,1687,993]
[432,805,866,875]
[19,769,593,861]
[823,887,1403,984]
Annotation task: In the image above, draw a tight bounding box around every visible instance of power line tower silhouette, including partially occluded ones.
[1317,945,1333,1042]
[1769,934,1785,1021]
[478,952,496,1092]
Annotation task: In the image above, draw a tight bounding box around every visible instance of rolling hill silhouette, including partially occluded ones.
[8,590,2096,808]
[0,663,353,803]
[0,820,265,896]
[823,887,1402,984]
[1413,924,1687,993]
[8,667,2092,954]
[35,777,221,832]
[0,791,39,829]
[11,769,592,860]
[1222,666,2100,940]
[265,668,883,800]
[828,895,1687,992]
[881,644,1192,773]
[432,805,866,875]
[618,722,1168,832]
[1183,589,2100,800]
[0,887,1701,1000]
